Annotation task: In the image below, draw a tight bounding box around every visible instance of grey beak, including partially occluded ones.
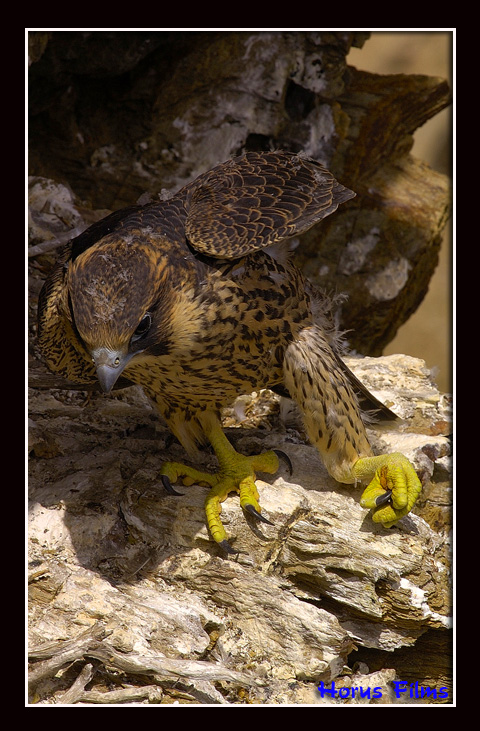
[91,347,133,393]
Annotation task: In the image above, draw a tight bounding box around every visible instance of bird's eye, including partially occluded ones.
[132,313,152,342]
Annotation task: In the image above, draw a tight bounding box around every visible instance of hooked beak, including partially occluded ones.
[91,347,135,393]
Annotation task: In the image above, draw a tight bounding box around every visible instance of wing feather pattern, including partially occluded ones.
[184,151,355,259]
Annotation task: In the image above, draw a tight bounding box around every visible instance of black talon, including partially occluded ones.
[218,539,239,555]
[244,503,274,526]
[161,474,184,496]
[273,449,293,477]
[375,489,393,507]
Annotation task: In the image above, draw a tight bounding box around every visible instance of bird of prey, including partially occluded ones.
[37,150,422,553]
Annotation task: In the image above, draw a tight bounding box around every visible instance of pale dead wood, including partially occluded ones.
[73,685,164,704]
[87,644,252,687]
[28,624,110,687]
[58,663,95,704]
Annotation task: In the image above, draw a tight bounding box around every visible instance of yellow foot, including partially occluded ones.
[353,452,422,527]
[160,440,290,553]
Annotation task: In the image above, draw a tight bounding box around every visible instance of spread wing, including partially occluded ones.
[184,150,355,259]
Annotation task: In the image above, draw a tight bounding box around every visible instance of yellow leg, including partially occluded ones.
[353,452,422,527]
[160,422,280,552]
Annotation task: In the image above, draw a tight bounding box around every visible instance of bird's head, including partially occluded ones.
[64,237,175,393]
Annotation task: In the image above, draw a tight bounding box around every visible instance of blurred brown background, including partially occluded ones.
[349,31,452,393]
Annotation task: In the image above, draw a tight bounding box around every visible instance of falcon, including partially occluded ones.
[37,151,422,553]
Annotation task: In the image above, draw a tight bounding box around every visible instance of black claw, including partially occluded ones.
[274,449,293,477]
[218,539,239,555]
[375,489,393,507]
[244,503,274,526]
[161,474,184,496]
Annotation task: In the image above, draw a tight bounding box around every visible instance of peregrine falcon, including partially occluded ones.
[37,151,422,553]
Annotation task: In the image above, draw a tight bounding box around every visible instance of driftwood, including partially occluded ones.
[28,355,452,705]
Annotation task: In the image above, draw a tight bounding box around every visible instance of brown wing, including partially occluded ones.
[183,151,355,259]
[36,242,99,385]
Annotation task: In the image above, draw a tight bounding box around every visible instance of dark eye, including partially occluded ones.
[132,313,152,342]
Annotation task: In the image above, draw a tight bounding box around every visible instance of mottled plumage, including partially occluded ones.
[37,151,421,551]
